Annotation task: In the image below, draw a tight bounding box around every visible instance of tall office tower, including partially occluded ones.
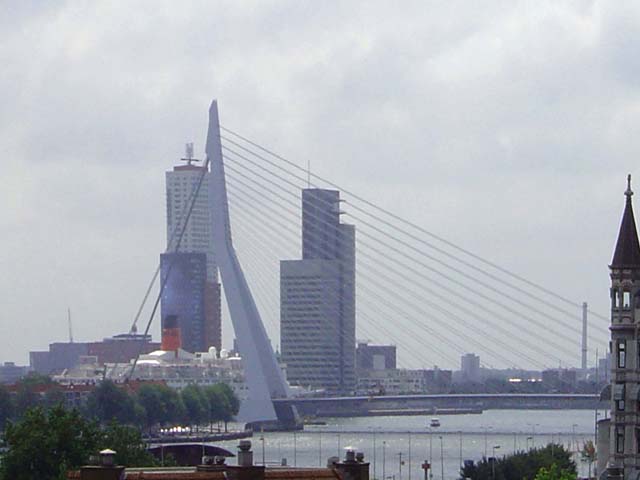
[161,150,222,352]
[607,175,640,479]
[280,188,356,394]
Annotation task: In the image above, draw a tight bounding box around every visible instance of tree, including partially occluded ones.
[203,385,225,432]
[43,385,66,410]
[136,384,167,429]
[101,422,156,467]
[0,384,14,430]
[581,440,596,479]
[0,405,100,480]
[0,406,158,480]
[534,464,576,480]
[85,380,138,424]
[460,444,576,480]
[180,384,207,431]
[203,384,240,432]
[136,383,185,429]
[13,373,55,417]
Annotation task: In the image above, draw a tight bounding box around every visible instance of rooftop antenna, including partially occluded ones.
[67,307,74,343]
[181,142,200,166]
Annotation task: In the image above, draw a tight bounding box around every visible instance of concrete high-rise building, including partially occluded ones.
[280,188,356,394]
[460,353,481,382]
[162,154,221,352]
[606,175,640,479]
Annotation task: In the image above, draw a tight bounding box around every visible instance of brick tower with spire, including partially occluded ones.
[608,175,640,479]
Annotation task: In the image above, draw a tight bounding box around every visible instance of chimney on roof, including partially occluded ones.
[79,449,125,480]
[198,454,228,472]
[334,450,370,480]
[226,441,265,480]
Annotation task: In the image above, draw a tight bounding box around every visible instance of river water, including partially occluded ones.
[215,409,607,480]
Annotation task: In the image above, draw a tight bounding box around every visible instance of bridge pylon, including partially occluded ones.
[205,100,298,429]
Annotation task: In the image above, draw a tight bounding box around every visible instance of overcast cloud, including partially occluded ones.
[2,0,639,366]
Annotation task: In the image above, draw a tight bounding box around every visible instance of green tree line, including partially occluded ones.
[0,405,157,480]
[460,443,577,480]
[0,374,240,433]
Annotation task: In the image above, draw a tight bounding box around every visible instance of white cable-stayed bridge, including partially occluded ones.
[132,100,610,427]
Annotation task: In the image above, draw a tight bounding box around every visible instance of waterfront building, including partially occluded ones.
[0,362,29,384]
[163,155,222,352]
[160,252,219,353]
[29,333,160,375]
[355,367,453,396]
[541,368,578,390]
[606,175,640,479]
[460,353,481,383]
[280,188,356,394]
[356,342,397,371]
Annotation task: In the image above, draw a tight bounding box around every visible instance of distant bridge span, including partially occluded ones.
[273,393,606,417]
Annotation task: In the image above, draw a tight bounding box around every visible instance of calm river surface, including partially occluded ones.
[215,409,607,480]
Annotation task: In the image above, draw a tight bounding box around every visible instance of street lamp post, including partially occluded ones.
[409,433,412,480]
[373,430,377,480]
[439,436,444,480]
[383,441,387,480]
[398,452,403,480]
[483,427,492,457]
[492,445,500,480]
[428,428,433,480]
[260,434,265,465]
[319,431,322,467]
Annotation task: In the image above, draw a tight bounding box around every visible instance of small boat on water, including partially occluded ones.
[430,418,441,428]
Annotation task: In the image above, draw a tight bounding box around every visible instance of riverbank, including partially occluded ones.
[146,430,252,445]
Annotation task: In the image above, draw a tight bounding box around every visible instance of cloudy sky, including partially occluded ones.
[2,1,639,367]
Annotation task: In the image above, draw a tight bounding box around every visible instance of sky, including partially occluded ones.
[2,0,640,367]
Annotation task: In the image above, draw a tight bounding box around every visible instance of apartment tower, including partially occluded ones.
[160,147,222,353]
[280,188,356,394]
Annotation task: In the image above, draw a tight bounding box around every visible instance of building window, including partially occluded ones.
[615,383,626,411]
[624,291,631,309]
[618,340,627,368]
[617,428,625,453]
[613,289,619,309]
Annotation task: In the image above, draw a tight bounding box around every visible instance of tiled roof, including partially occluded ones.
[265,468,341,480]
[68,467,342,480]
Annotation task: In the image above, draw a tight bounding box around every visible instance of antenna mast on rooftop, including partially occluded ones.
[67,307,74,343]
[181,142,200,166]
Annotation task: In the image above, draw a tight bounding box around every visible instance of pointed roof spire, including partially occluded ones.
[612,174,640,267]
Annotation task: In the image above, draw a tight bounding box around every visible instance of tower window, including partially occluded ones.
[613,289,619,309]
[624,291,631,309]
[615,383,626,411]
[618,340,627,368]
[617,427,625,453]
